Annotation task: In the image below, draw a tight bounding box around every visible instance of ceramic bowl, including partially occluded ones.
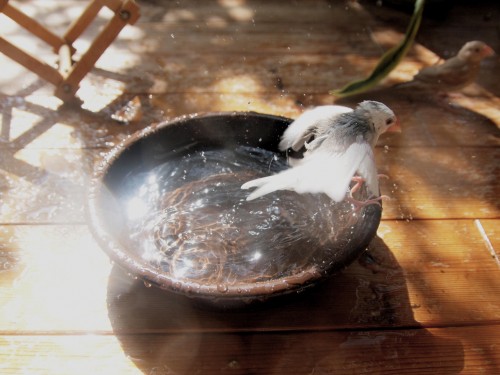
[88,112,381,306]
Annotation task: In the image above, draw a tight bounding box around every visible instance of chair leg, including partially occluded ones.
[0,37,62,86]
[0,0,140,103]
[55,0,140,101]
[0,1,66,51]
[63,0,102,48]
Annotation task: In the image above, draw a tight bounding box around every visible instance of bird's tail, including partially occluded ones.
[241,172,297,201]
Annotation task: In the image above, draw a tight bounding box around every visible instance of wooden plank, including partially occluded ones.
[475,219,500,266]
[126,0,378,26]
[372,221,500,326]
[0,1,382,56]
[0,148,95,224]
[0,325,499,374]
[103,220,500,332]
[0,1,497,374]
[377,146,500,220]
[5,91,497,151]
[70,52,461,94]
[0,141,497,223]
[0,93,138,148]
[96,26,380,56]
[0,335,139,375]
[1,3,498,97]
[2,1,497,93]
[1,220,499,333]
[0,225,113,333]
[84,53,380,95]
[145,94,500,148]
[1,91,498,151]
[1,140,496,224]
[59,49,499,110]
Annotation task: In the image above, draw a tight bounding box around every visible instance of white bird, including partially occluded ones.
[241,101,400,205]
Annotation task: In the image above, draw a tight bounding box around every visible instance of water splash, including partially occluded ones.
[109,146,377,288]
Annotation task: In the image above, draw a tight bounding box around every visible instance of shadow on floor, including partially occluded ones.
[106,236,464,374]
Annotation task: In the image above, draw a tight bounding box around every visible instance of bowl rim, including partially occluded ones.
[87,111,379,301]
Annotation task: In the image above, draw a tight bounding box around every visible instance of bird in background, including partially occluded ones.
[397,40,494,93]
[241,101,400,207]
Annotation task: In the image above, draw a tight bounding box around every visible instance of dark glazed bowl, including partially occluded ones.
[88,112,381,307]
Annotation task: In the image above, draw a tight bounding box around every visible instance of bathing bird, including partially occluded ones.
[241,101,400,205]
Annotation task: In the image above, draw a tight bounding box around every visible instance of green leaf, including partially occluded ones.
[331,0,425,97]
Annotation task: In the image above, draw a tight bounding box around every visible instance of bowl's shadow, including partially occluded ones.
[106,236,464,374]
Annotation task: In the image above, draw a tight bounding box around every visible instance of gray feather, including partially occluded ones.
[242,101,395,202]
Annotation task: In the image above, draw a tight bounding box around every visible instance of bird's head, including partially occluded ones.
[357,101,400,137]
[458,41,495,63]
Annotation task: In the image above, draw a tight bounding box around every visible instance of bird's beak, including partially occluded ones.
[387,117,402,133]
[482,44,495,57]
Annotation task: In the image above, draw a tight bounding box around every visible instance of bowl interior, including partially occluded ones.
[88,112,381,304]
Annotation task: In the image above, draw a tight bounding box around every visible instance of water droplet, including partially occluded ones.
[217,284,228,293]
[227,360,240,369]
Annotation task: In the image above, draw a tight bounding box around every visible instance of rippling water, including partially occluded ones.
[117,146,370,286]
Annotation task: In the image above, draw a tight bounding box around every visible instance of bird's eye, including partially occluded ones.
[386,118,393,125]
[474,48,480,53]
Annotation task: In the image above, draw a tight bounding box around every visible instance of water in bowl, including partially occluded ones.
[117,146,368,288]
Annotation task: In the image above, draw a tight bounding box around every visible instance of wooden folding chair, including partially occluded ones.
[0,0,140,102]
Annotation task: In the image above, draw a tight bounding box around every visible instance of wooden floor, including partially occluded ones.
[1,0,499,373]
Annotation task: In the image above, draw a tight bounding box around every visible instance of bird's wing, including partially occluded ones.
[414,57,471,86]
[321,141,378,201]
[278,105,352,151]
[353,143,379,197]
[241,170,301,201]
[242,141,377,202]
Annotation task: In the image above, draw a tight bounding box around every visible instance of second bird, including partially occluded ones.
[398,40,494,92]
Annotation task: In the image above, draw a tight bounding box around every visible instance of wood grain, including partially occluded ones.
[0,325,498,374]
[1,220,499,334]
[0,143,497,224]
[0,0,499,373]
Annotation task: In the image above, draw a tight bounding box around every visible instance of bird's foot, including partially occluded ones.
[347,195,390,212]
[350,176,365,195]
[350,174,389,195]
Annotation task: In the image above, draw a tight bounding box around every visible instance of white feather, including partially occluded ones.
[241,141,377,202]
[355,145,378,196]
[278,105,352,151]
[242,101,396,203]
